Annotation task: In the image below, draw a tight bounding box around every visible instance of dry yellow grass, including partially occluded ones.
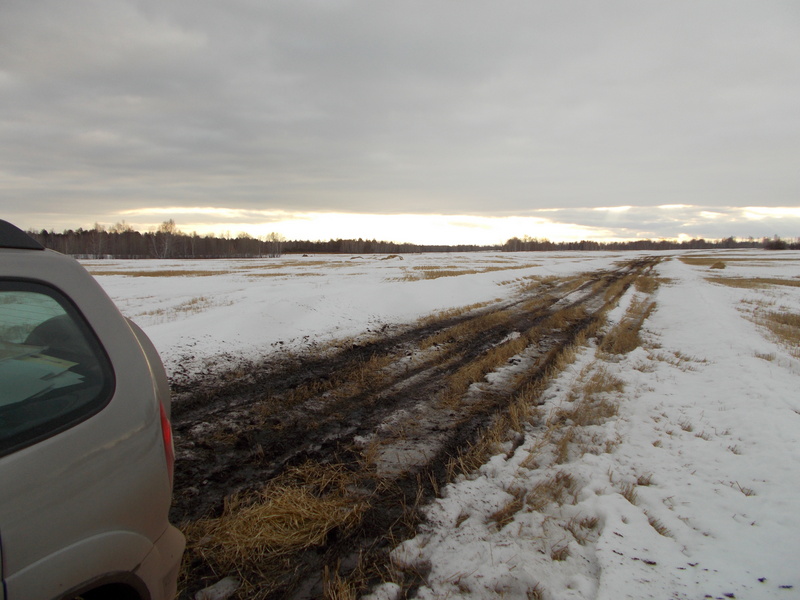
[603,272,639,303]
[545,366,623,463]
[415,301,495,328]
[582,366,625,396]
[439,331,530,408]
[619,482,638,505]
[181,462,368,596]
[555,395,619,429]
[565,515,600,545]
[446,419,509,479]
[544,305,588,330]
[521,294,558,313]
[679,256,746,266]
[707,276,800,289]
[553,426,576,464]
[398,263,539,281]
[421,309,511,350]
[136,296,232,322]
[323,565,358,600]
[247,272,325,278]
[527,471,578,511]
[634,275,660,294]
[89,269,221,277]
[599,298,656,355]
[753,309,800,357]
[647,514,671,537]
[488,488,526,529]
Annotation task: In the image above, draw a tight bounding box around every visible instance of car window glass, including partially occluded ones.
[0,282,114,456]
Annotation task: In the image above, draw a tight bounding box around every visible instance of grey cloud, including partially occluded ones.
[523,206,799,241]
[2,1,800,230]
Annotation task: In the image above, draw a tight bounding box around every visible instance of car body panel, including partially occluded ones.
[0,237,184,599]
[1,536,5,600]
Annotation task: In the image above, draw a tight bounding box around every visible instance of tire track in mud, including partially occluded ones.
[171,257,659,599]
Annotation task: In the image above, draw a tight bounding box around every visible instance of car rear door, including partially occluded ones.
[1,249,178,599]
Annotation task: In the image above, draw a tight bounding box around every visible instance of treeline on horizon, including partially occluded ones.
[26,223,799,260]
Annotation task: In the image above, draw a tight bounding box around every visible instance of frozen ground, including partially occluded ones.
[84,250,800,600]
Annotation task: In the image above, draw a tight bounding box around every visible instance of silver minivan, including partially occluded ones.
[0,220,184,600]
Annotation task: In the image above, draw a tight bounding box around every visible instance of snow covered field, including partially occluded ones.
[84,250,800,600]
[83,252,631,377]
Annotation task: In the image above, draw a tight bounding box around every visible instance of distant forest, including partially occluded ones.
[26,221,798,259]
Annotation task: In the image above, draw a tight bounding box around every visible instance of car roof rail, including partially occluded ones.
[0,220,45,250]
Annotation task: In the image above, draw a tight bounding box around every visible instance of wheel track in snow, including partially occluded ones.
[171,256,659,599]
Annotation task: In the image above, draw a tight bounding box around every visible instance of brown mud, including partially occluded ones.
[169,257,660,599]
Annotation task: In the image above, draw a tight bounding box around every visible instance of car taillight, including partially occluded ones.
[159,402,175,488]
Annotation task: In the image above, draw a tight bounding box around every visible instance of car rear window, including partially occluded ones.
[0,280,115,457]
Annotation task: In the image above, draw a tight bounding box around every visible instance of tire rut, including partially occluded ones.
[172,257,659,599]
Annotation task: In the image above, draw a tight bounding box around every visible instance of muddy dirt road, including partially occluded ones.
[170,257,659,599]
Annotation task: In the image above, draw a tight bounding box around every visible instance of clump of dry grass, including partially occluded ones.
[647,514,671,537]
[707,276,800,289]
[552,426,576,464]
[446,419,508,480]
[527,471,578,511]
[732,481,756,497]
[541,273,594,299]
[544,305,588,331]
[502,274,547,292]
[182,462,368,595]
[553,396,619,430]
[488,488,527,529]
[565,515,600,545]
[352,353,395,387]
[648,350,707,371]
[439,330,531,407]
[247,272,324,278]
[521,294,558,313]
[399,263,540,281]
[550,544,571,561]
[634,275,660,294]
[527,584,545,600]
[709,261,726,269]
[405,266,484,281]
[548,365,623,435]
[421,309,511,350]
[679,256,728,267]
[755,309,800,356]
[90,269,221,277]
[137,295,234,323]
[415,301,495,328]
[599,298,656,356]
[583,366,625,396]
[603,272,639,304]
[619,482,638,505]
[323,564,358,600]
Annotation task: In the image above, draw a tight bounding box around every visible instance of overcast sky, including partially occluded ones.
[2,0,799,244]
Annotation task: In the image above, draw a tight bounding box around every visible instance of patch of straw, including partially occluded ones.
[183,462,368,594]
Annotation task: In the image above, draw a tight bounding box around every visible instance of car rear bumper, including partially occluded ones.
[136,524,185,600]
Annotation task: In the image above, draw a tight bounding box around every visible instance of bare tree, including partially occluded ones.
[265,232,285,258]
[152,219,178,259]
[89,223,106,259]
